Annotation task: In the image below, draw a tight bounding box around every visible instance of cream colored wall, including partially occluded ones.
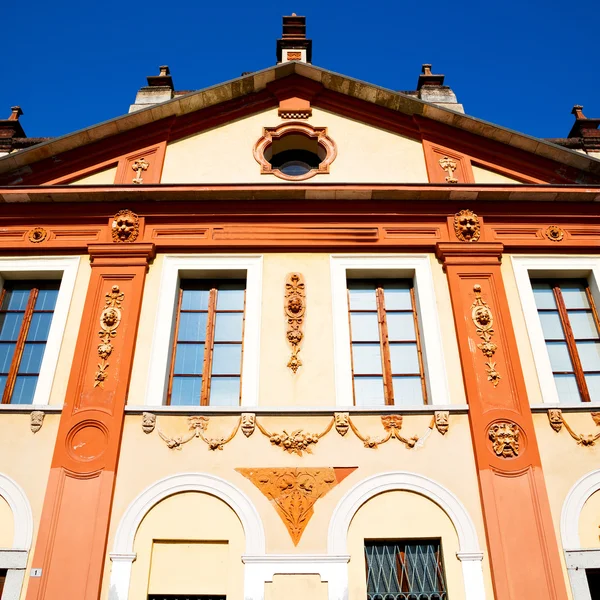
[265,575,327,600]
[0,494,14,548]
[161,107,429,184]
[472,165,521,184]
[129,492,244,599]
[0,413,61,599]
[48,255,91,406]
[579,488,600,549]
[103,413,493,597]
[69,166,117,185]
[347,491,464,599]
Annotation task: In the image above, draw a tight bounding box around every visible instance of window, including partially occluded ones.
[168,281,245,406]
[531,280,600,403]
[0,569,6,598]
[348,280,427,406]
[586,569,600,598]
[365,540,448,600]
[0,281,60,404]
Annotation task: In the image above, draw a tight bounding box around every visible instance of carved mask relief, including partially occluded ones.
[454,209,481,242]
[111,209,139,243]
[488,422,520,458]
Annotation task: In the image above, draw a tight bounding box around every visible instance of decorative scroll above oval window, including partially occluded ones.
[253,122,337,182]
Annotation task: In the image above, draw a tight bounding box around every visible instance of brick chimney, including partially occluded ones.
[276,14,312,64]
[129,66,175,113]
[0,107,26,155]
[567,105,600,151]
[415,64,464,113]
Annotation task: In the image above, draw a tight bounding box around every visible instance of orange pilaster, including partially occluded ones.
[26,243,155,600]
[436,242,568,600]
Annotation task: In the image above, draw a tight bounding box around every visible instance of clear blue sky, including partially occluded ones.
[4,0,599,141]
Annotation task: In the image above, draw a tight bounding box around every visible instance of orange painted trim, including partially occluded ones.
[114,141,167,184]
[26,243,155,600]
[436,242,568,600]
[422,140,475,184]
[45,158,120,186]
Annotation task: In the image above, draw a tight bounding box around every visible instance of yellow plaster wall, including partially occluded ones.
[472,165,521,184]
[129,492,244,599]
[347,491,464,599]
[49,256,91,406]
[0,494,14,548]
[265,575,327,600]
[161,107,429,184]
[69,166,117,185]
[0,413,61,599]
[103,413,493,597]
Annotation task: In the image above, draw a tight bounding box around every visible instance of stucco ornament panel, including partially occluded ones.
[95,285,124,388]
[111,209,139,243]
[453,209,481,242]
[471,284,501,387]
[237,467,355,545]
[488,421,520,458]
[285,273,306,373]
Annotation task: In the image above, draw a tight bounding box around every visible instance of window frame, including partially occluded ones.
[144,255,262,407]
[331,255,451,407]
[512,256,600,405]
[0,257,79,407]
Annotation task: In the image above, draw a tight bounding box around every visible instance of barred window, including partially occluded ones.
[348,280,427,406]
[168,280,245,406]
[532,280,600,402]
[0,281,60,404]
[365,540,447,600]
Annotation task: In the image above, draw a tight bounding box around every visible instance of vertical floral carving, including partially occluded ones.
[453,209,481,242]
[94,285,124,388]
[471,284,501,387]
[285,273,306,373]
[438,156,458,183]
[131,158,149,184]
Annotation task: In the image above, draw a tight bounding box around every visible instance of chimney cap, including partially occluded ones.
[277,14,312,63]
[417,63,445,90]
[9,106,23,121]
[568,104,600,139]
[147,65,174,89]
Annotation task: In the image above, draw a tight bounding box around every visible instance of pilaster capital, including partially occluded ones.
[435,242,504,267]
[88,243,156,268]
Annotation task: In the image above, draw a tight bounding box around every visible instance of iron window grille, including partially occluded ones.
[364,539,448,600]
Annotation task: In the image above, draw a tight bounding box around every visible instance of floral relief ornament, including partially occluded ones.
[28,227,47,243]
[94,285,124,388]
[471,284,501,387]
[111,209,139,243]
[453,209,481,242]
[545,225,564,242]
[547,409,600,446]
[285,273,306,373]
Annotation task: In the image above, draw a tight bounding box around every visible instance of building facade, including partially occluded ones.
[1,15,600,600]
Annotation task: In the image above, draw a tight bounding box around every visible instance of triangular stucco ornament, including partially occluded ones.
[236,467,356,545]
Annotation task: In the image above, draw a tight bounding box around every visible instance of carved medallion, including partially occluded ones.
[142,412,156,434]
[30,410,45,433]
[545,225,564,242]
[94,285,124,388]
[28,227,47,243]
[488,422,520,458]
[471,284,501,387]
[285,273,306,373]
[237,467,355,545]
[111,209,139,243]
[434,411,449,435]
[453,209,481,242]
[438,156,459,183]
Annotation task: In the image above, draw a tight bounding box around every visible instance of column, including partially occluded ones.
[26,242,155,600]
[436,240,568,600]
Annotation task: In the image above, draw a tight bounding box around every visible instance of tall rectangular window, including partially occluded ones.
[348,280,427,406]
[0,281,60,404]
[168,280,245,406]
[532,280,600,403]
[365,540,447,599]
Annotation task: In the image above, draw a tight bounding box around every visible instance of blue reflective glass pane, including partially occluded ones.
[350,313,379,342]
[354,377,385,406]
[561,284,590,309]
[2,288,30,311]
[554,374,581,403]
[387,313,416,341]
[180,288,210,311]
[216,286,245,310]
[383,283,412,310]
[352,344,383,375]
[18,343,45,374]
[177,313,207,342]
[547,342,574,372]
[577,341,600,371]
[10,376,38,404]
[214,313,244,342]
[212,344,242,375]
[27,313,53,341]
[569,311,599,340]
[174,343,204,375]
[170,376,202,405]
[586,374,600,403]
[209,377,240,406]
[0,313,24,341]
[0,343,15,373]
[35,289,59,311]
[539,311,565,340]
[389,343,420,374]
[392,376,424,406]
[532,283,556,309]
[0,375,6,398]
[348,282,377,311]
